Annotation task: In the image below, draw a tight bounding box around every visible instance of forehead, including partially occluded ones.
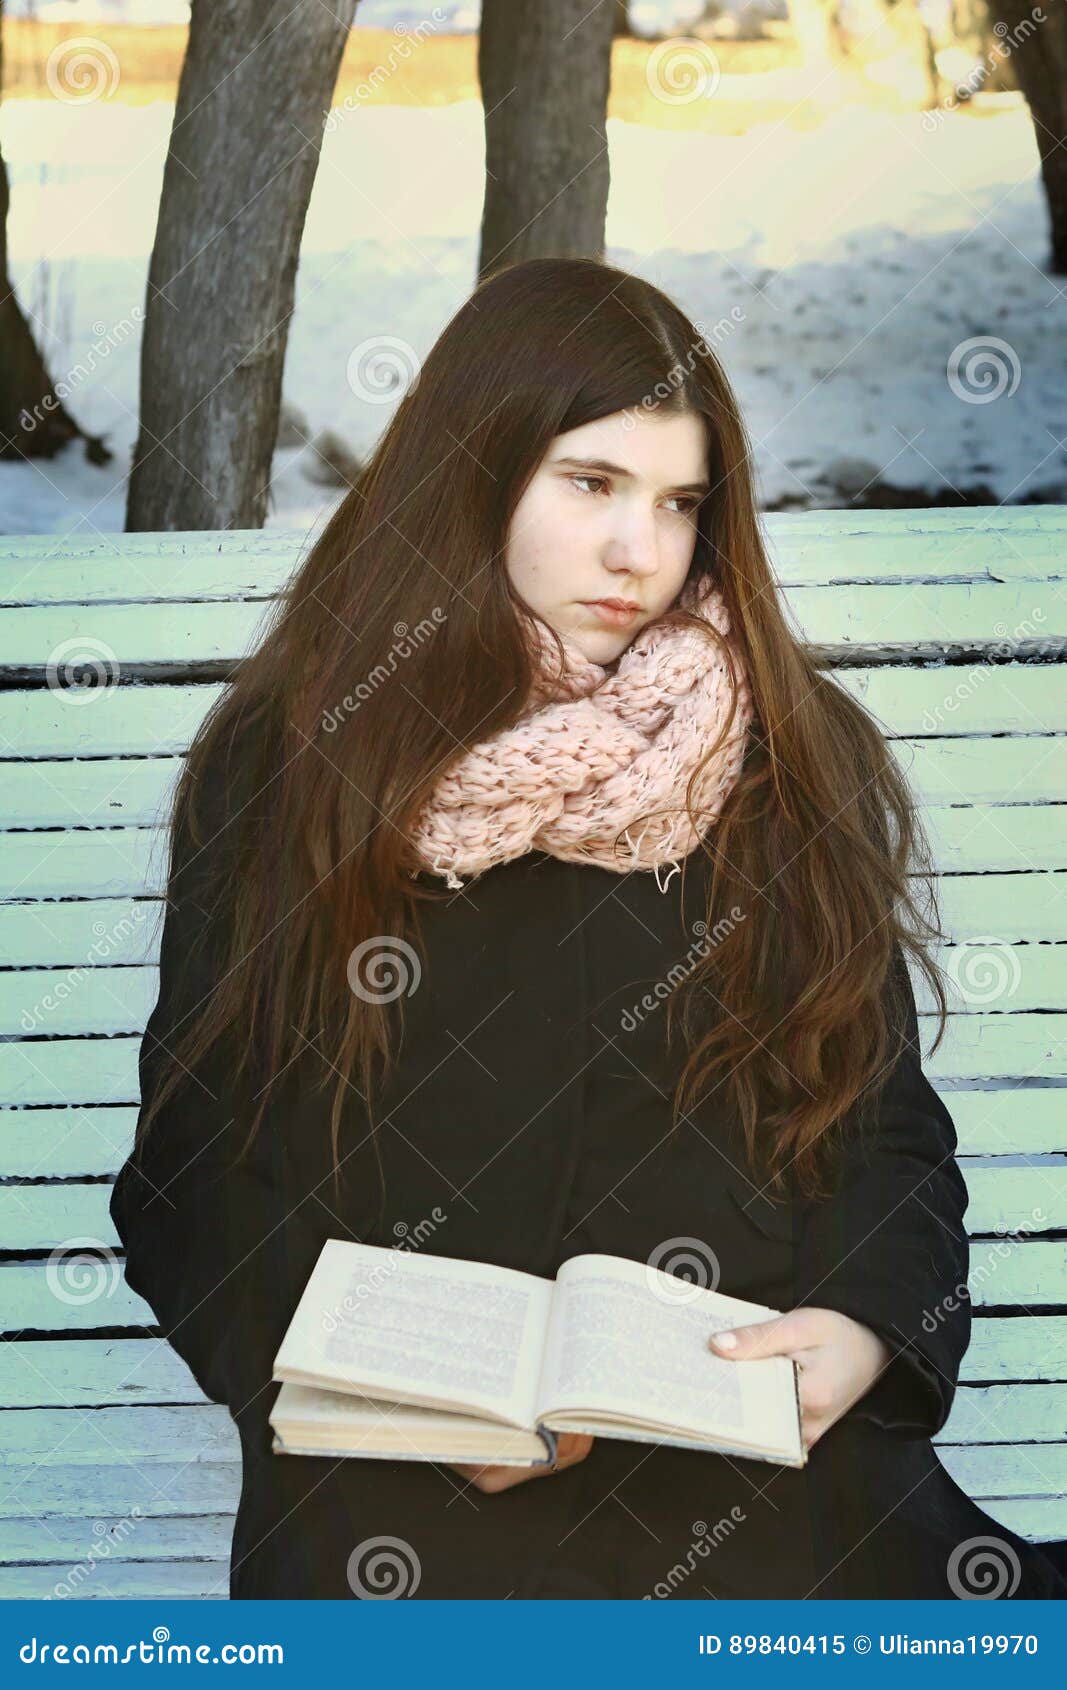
[547,409,709,487]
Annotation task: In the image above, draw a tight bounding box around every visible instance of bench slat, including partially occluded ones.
[2,584,1062,669]
[0,1387,1059,1456]
[979,1498,1067,1542]
[3,740,1064,830]
[937,1442,1067,1499]
[0,1339,205,1406]
[2,893,1063,975]
[0,1514,231,1561]
[5,949,1067,1041]
[936,1383,1067,1443]
[4,668,1063,758]
[2,509,1063,603]
[4,1323,1065,1408]
[0,1263,154,1333]
[0,1404,238,1465]
[946,1091,1067,1156]
[2,808,1064,902]
[3,1092,1061,1182]
[762,507,1067,584]
[2,1238,1064,1346]
[0,1460,241,1519]
[0,1515,232,1565]
[0,1563,229,1599]
[3,1241,1059,1332]
[3,1013,1064,1114]
[4,1166,1065,1252]
[0,1106,138,1176]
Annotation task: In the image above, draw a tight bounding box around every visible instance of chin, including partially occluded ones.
[575,632,632,665]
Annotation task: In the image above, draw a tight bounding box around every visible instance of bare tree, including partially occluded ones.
[788,0,843,70]
[126,0,358,532]
[478,0,616,283]
[987,0,1067,272]
[0,1,108,462]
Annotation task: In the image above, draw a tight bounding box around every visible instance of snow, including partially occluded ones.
[1,93,1063,538]
[6,2,703,31]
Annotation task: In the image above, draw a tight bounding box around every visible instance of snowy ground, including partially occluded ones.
[1,93,1063,538]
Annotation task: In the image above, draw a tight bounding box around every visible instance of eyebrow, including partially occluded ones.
[550,455,710,496]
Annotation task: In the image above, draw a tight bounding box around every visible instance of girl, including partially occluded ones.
[112,257,1065,1601]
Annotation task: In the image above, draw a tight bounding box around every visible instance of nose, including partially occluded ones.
[602,499,659,580]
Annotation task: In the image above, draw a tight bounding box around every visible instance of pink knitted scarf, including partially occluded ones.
[409,572,753,890]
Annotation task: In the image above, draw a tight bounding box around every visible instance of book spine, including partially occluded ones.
[790,1357,807,1465]
[536,1425,559,1466]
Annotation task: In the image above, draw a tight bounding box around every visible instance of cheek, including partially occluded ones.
[667,526,699,588]
[506,490,574,596]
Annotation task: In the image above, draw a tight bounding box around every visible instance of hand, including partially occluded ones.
[709,1307,893,1451]
[446,1432,594,1494]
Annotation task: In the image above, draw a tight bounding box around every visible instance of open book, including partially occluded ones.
[269,1240,805,1469]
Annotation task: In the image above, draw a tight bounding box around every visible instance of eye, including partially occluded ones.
[571,474,609,496]
[665,495,702,515]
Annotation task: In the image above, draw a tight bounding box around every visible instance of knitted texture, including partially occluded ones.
[409,571,753,889]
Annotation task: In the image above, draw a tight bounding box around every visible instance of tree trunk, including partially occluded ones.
[125,0,357,532]
[614,0,631,34]
[987,0,1067,272]
[0,2,108,463]
[477,0,615,283]
[788,0,841,69]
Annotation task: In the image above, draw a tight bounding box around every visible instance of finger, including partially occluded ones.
[708,1308,828,1360]
[447,1435,593,1494]
[552,1433,594,1464]
[447,1462,532,1494]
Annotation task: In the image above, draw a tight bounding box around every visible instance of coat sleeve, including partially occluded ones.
[793,944,971,1438]
[109,722,329,1426]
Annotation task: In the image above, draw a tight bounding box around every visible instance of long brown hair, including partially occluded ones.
[139,256,948,1207]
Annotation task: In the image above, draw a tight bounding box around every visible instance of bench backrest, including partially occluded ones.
[0,507,1064,1598]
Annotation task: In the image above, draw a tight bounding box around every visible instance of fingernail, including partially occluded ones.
[712,1330,738,1350]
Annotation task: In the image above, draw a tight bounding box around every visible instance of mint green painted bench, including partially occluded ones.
[0,506,1064,1598]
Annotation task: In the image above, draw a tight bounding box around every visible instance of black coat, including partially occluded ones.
[111,726,1066,1602]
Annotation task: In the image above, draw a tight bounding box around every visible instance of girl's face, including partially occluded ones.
[505,407,710,666]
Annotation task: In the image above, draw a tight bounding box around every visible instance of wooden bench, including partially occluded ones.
[0,506,1064,1599]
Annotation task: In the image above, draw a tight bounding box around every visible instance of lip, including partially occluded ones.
[580,599,643,628]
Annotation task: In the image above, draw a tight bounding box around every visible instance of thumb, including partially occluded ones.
[709,1312,807,1359]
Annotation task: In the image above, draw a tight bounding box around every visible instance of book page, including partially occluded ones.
[535,1253,798,1451]
[272,1239,554,1427]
